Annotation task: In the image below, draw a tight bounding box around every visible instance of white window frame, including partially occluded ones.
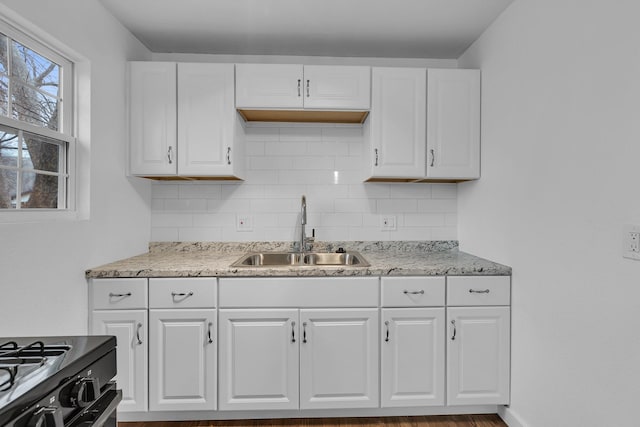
[0,9,80,223]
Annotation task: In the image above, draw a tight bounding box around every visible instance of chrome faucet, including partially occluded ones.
[300,195,307,254]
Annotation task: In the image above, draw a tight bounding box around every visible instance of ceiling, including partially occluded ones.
[98,0,514,59]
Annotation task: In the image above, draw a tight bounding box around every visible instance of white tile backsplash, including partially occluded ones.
[150,125,458,241]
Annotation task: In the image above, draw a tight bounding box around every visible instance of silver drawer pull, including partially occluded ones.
[207,322,213,344]
[403,290,425,295]
[136,322,143,345]
[291,321,296,343]
[171,291,194,297]
[469,289,490,294]
[384,321,390,342]
[109,292,131,298]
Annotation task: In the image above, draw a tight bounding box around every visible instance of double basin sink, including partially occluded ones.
[231,251,370,267]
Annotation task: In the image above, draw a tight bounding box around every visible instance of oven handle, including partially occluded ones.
[67,386,122,427]
[89,389,121,427]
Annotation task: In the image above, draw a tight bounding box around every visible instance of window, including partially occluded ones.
[0,20,74,211]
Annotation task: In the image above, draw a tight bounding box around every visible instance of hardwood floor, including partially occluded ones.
[120,415,507,427]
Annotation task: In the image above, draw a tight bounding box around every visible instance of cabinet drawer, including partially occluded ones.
[219,277,378,308]
[149,278,217,308]
[381,277,445,307]
[447,276,510,306]
[91,278,148,310]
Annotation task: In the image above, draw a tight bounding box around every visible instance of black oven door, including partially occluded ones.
[66,383,122,427]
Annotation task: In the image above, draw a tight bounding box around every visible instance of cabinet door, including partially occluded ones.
[149,309,217,411]
[447,306,510,405]
[218,309,299,410]
[178,63,238,176]
[381,308,445,407]
[235,64,303,109]
[129,62,177,176]
[91,310,147,412]
[365,67,426,179]
[303,65,370,110]
[426,69,480,180]
[300,309,379,409]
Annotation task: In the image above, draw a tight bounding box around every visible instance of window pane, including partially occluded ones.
[0,169,16,208]
[10,40,60,97]
[21,171,57,208]
[0,125,19,168]
[11,81,59,130]
[0,75,8,116]
[22,132,60,173]
[0,33,6,75]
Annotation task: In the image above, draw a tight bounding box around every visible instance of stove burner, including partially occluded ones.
[0,340,70,391]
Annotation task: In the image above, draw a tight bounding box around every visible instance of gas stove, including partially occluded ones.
[0,336,120,427]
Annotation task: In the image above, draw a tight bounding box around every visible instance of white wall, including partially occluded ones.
[0,0,151,336]
[151,124,458,242]
[458,1,640,426]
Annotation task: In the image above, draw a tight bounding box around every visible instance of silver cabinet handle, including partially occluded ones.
[136,322,143,345]
[306,79,310,97]
[207,322,213,344]
[450,319,456,341]
[403,290,425,295]
[375,148,379,166]
[291,321,296,343]
[430,149,435,167]
[302,322,307,343]
[227,146,231,165]
[167,146,173,164]
[384,321,390,342]
[171,291,194,297]
[109,292,131,298]
[297,79,301,97]
[469,289,491,294]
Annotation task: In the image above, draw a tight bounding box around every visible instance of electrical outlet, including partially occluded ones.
[236,215,253,232]
[380,215,397,231]
[623,224,640,260]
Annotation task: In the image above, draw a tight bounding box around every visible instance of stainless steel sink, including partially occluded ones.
[231,251,370,267]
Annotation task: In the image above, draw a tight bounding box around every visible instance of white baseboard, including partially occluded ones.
[498,405,528,427]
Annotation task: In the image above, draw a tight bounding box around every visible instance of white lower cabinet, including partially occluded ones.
[90,278,149,413]
[149,309,217,411]
[446,276,511,406]
[299,309,379,409]
[91,310,148,412]
[90,274,511,419]
[381,308,445,407]
[446,306,510,406]
[218,309,299,411]
[217,277,379,411]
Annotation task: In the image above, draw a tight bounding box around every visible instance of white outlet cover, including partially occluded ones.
[623,224,640,260]
[380,215,397,231]
[236,215,253,232]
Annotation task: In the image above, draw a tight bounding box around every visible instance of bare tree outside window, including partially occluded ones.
[0,30,68,209]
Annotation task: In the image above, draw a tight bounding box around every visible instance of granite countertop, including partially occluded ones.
[85,241,511,279]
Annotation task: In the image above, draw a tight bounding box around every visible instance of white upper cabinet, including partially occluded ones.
[129,62,244,179]
[130,62,177,176]
[364,67,427,180]
[302,65,371,110]
[236,64,303,109]
[426,68,481,180]
[364,67,480,182]
[177,63,242,177]
[235,64,370,112]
